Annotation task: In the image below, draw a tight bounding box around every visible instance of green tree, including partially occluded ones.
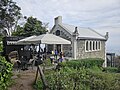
[12,16,48,37]
[0,0,21,36]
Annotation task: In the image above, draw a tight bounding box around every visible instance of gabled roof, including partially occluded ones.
[59,23,106,40]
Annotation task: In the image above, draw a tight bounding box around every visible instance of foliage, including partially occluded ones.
[0,56,13,90]
[35,58,120,90]
[102,67,118,73]
[12,25,24,36]
[36,67,90,90]
[61,58,104,69]
[89,72,120,90]
[0,43,3,52]
[118,66,120,73]
[0,0,21,36]
[12,16,48,37]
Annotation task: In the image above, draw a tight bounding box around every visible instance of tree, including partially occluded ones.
[0,0,21,36]
[12,16,48,37]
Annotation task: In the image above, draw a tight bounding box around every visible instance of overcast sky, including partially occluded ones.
[14,0,120,55]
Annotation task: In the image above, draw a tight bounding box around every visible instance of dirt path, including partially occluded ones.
[8,68,37,90]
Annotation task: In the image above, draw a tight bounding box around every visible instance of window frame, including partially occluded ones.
[85,40,101,52]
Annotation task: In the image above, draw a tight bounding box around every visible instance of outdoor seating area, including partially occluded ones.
[1,33,70,72]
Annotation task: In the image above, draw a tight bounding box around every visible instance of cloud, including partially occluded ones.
[14,0,120,27]
[14,0,120,54]
[94,27,120,54]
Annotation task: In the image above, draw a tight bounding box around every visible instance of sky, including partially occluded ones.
[14,0,120,55]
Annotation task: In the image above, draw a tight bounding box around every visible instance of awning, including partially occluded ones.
[17,35,37,45]
[17,34,71,45]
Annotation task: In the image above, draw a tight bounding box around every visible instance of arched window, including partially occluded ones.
[93,41,95,50]
[56,30,60,36]
[96,41,97,50]
[90,41,92,50]
[98,41,101,50]
[86,41,88,51]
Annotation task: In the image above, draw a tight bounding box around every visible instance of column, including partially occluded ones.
[72,38,77,59]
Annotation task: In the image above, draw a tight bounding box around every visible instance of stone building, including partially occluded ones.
[49,16,108,66]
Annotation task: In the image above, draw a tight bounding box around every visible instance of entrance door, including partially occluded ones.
[56,44,61,53]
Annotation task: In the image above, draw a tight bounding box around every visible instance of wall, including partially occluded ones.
[77,39,106,60]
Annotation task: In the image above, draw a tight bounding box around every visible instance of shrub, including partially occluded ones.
[35,58,120,90]
[89,72,120,90]
[61,58,104,69]
[0,56,13,90]
[45,67,91,90]
[102,67,118,73]
[117,66,120,73]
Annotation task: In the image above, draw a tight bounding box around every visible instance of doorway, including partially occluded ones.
[56,44,61,53]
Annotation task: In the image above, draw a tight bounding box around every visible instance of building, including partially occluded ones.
[50,16,108,66]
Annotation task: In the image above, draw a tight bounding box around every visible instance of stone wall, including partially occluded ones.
[77,39,106,60]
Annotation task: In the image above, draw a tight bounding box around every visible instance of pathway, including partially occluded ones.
[8,67,37,90]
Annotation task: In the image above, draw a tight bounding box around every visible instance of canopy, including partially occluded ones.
[17,34,71,45]
[17,35,37,45]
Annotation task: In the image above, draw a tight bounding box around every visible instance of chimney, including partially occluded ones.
[105,32,109,40]
[54,16,62,25]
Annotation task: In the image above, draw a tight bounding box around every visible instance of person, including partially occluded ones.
[59,52,63,62]
[44,47,46,53]
[54,49,58,60]
[35,53,43,66]
[51,50,54,55]
[21,56,28,70]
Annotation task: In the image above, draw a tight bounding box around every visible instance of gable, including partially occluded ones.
[50,24,72,38]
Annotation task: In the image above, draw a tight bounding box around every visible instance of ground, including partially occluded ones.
[8,67,37,90]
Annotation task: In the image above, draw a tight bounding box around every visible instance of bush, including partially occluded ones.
[45,67,91,90]
[102,67,118,73]
[90,72,120,90]
[0,56,13,90]
[61,58,104,69]
[35,58,120,90]
[36,67,120,90]
[118,66,120,73]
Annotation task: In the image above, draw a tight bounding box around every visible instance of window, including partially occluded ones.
[93,41,95,50]
[98,41,101,50]
[56,30,60,36]
[96,41,97,50]
[90,41,92,50]
[85,40,101,52]
[86,41,88,51]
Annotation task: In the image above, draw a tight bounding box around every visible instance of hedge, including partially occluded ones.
[0,56,13,90]
[61,58,104,69]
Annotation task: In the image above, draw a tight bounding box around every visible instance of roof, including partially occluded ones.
[17,34,71,45]
[59,23,106,40]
